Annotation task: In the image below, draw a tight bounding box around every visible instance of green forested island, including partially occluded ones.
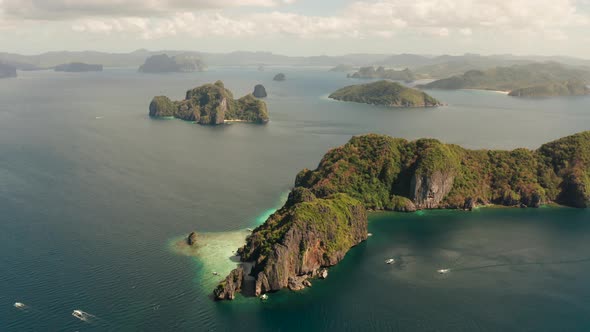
[348,66,415,81]
[329,80,441,107]
[54,62,103,72]
[420,62,590,97]
[508,80,589,97]
[139,54,206,73]
[149,81,269,125]
[215,131,590,300]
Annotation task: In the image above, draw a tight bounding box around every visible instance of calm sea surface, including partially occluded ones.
[1,68,589,331]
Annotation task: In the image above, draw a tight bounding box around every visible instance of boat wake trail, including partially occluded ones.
[451,257,590,273]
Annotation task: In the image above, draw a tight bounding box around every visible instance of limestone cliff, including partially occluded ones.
[149,81,269,125]
[214,131,590,300]
[216,192,367,299]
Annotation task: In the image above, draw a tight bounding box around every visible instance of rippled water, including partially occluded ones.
[1,68,590,331]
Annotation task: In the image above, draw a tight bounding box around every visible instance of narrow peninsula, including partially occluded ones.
[215,131,590,300]
[149,81,269,125]
[329,80,441,107]
[420,62,590,97]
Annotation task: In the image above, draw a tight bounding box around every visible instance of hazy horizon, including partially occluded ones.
[1,0,590,57]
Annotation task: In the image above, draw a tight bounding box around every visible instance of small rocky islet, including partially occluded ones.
[149,81,269,125]
[329,80,441,107]
[213,131,590,300]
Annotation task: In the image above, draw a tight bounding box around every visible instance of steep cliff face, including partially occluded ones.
[215,192,367,298]
[411,171,455,209]
[214,132,590,300]
[214,267,244,300]
[149,81,269,125]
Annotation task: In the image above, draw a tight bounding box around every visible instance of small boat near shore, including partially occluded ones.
[260,294,268,301]
[385,258,395,264]
[437,268,450,274]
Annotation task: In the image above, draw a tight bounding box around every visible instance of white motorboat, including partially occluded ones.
[260,294,268,301]
[385,258,395,264]
[14,302,25,309]
[437,268,450,274]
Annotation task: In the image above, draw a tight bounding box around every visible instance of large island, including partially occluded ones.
[329,80,441,107]
[149,81,269,125]
[419,62,590,97]
[347,66,415,81]
[139,54,206,73]
[215,131,590,300]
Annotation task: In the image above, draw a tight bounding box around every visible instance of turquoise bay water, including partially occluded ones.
[1,68,590,331]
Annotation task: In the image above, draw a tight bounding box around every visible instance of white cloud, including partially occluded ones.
[1,0,589,50]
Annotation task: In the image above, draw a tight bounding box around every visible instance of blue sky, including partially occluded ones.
[1,0,589,57]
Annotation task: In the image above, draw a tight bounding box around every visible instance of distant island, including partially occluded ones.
[329,64,355,72]
[149,81,269,125]
[139,54,206,73]
[273,73,286,81]
[54,62,103,72]
[419,62,590,97]
[348,66,415,81]
[253,84,267,98]
[508,80,589,97]
[214,131,590,300]
[329,80,441,107]
[0,63,17,78]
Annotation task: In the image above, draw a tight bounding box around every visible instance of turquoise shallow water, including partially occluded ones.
[1,68,590,331]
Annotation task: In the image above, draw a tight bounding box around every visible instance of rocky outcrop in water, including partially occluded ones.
[149,81,269,125]
[187,232,198,246]
[253,84,267,98]
[273,73,286,81]
[214,267,244,300]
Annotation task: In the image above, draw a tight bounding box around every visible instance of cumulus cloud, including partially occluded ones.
[1,0,588,42]
[1,0,281,19]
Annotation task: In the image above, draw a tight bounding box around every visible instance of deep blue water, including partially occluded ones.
[1,68,590,331]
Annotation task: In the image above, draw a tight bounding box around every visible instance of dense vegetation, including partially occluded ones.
[54,62,103,72]
[420,62,590,97]
[149,81,269,125]
[348,66,415,81]
[329,80,441,107]
[218,132,590,299]
[139,54,206,73]
[295,132,590,209]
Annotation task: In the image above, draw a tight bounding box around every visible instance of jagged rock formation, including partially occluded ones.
[253,84,267,98]
[215,131,590,299]
[0,63,17,78]
[187,232,198,246]
[149,81,269,125]
[54,62,103,72]
[329,80,441,107]
[214,267,244,300]
[273,73,286,81]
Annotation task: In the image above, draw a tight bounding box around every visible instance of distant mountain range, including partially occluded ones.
[2,50,590,80]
